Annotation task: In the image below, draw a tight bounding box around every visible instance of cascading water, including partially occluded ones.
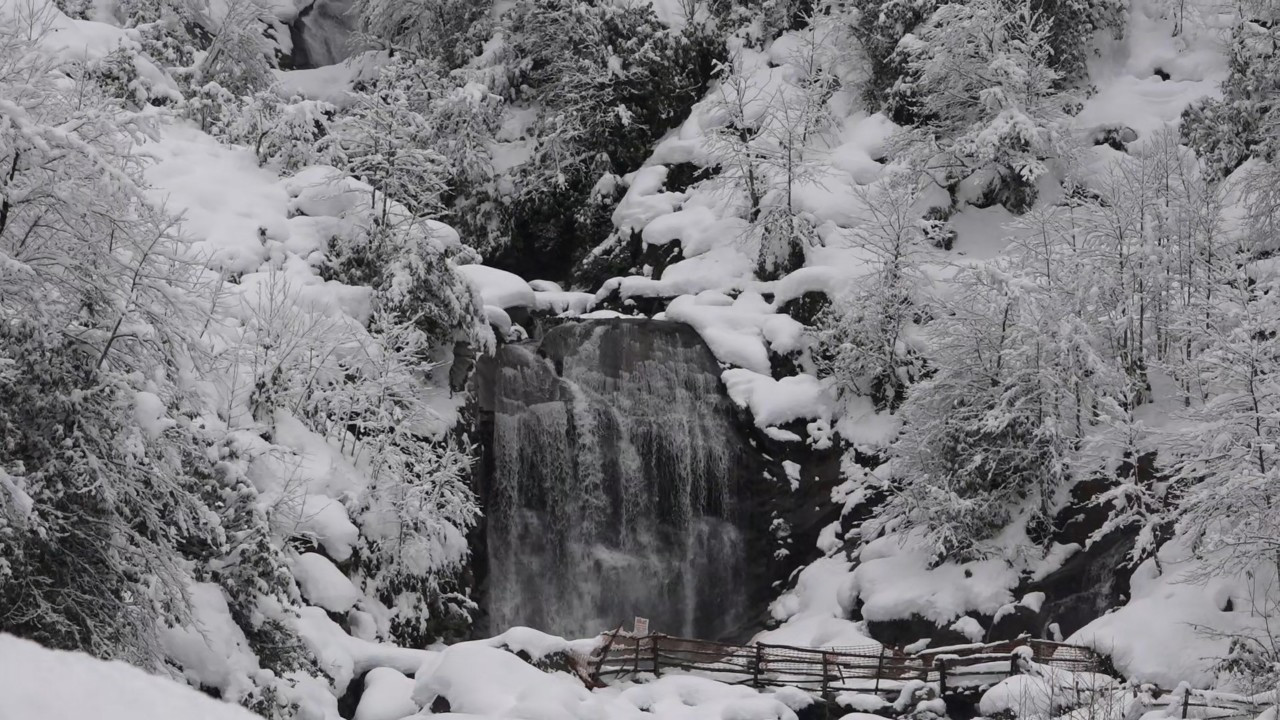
[289,0,355,68]
[479,320,754,640]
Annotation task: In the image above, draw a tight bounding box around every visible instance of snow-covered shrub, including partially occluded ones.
[225,92,336,171]
[83,44,150,106]
[353,433,477,646]
[0,323,217,664]
[185,80,238,133]
[195,0,274,95]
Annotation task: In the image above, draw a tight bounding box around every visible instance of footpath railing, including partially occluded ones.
[589,632,1112,697]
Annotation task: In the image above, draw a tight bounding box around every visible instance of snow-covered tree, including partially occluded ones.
[195,0,274,95]
[892,0,1080,212]
[815,166,930,410]
[1166,274,1280,574]
[0,21,219,663]
[887,264,1077,561]
[494,0,720,276]
[352,0,492,67]
[326,66,452,222]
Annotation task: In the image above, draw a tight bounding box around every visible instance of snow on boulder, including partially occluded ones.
[642,206,718,247]
[355,667,418,720]
[456,264,536,309]
[949,616,985,642]
[0,634,259,720]
[294,606,434,695]
[293,552,360,613]
[481,626,600,662]
[722,369,831,432]
[612,166,687,236]
[534,291,595,316]
[298,495,361,562]
[666,291,806,374]
[772,266,848,307]
[413,642,594,719]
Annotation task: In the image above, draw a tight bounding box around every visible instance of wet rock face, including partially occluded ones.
[1030,529,1137,640]
[472,319,773,641]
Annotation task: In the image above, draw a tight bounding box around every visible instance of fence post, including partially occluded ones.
[821,652,830,700]
[874,646,885,693]
[1182,687,1191,720]
[753,644,763,689]
[1009,651,1019,677]
[936,658,947,696]
[652,635,661,676]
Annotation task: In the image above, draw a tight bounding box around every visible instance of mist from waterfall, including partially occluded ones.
[483,321,751,640]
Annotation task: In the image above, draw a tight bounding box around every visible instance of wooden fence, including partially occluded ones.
[589,632,1112,697]
[1174,687,1273,720]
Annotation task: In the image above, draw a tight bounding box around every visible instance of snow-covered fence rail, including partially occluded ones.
[589,632,1112,698]
[1172,687,1273,720]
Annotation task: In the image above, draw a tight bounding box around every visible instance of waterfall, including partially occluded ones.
[481,320,752,640]
[289,0,355,69]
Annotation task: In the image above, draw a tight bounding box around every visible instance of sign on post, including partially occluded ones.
[633,616,649,636]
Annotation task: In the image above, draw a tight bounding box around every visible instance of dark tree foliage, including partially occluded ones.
[487,0,723,281]
[0,323,215,663]
[1182,20,1280,180]
[862,0,1123,122]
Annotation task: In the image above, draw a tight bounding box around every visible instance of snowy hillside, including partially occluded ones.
[3,0,1280,716]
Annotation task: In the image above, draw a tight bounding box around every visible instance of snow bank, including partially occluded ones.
[159,582,261,704]
[1068,538,1268,688]
[0,634,258,720]
[848,535,1018,624]
[759,558,880,649]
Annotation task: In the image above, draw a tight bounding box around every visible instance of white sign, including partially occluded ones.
[633,617,649,636]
